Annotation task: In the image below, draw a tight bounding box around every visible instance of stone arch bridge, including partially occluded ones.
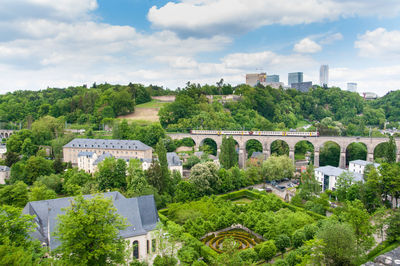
[168,133,400,168]
[0,129,15,139]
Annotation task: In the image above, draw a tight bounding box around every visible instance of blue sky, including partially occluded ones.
[1,0,400,95]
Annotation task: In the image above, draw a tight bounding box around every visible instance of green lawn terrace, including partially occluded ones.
[158,189,325,264]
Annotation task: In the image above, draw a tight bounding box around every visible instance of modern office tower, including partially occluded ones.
[291,81,313,92]
[347,83,357,92]
[246,73,266,86]
[320,65,329,87]
[266,74,279,83]
[288,72,303,87]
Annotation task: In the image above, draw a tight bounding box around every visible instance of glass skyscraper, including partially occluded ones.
[266,74,279,83]
[288,72,303,87]
[320,65,329,87]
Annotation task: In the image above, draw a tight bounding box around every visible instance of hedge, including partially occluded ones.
[219,189,326,220]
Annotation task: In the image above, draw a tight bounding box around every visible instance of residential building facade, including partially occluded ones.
[348,160,380,175]
[0,165,10,184]
[167,152,183,175]
[63,139,152,166]
[23,192,159,262]
[314,165,363,191]
[0,143,6,159]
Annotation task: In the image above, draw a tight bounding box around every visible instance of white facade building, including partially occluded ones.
[348,160,380,175]
[0,165,10,184]
[315,165,363,191]
[167,152,183,175]
[77,151,98,173]
[0,144,6,159]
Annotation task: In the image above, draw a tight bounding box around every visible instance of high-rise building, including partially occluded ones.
[246,73,266,86]
[266,74,279,83]
[288,72,303,87]
[347,83,357,92]
[320,65,329,87]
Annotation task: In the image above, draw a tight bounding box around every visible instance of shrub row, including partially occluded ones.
[207,232,256,253]
[219,189,325,220]
[202,234,215,244]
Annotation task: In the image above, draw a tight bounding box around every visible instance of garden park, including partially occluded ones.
[158,189,325,265]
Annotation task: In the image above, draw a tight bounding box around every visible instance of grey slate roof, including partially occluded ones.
[315,165,364,182]
[23,192,159,250]
[0,165,10,171]
[350,159,380,168]
[64,138,152,151]
[77,151,95,157]
[167,152,182,166]
[93,152,113,165]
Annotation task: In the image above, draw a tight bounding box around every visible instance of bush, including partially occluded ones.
[258,240,277,262]
[153,255,177,266]
[292,229,306,248]
[274,258,289,266]
[238,248,258,263]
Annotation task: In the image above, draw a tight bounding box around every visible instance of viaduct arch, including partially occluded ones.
[168,133,400,168]
[0,130,15,139]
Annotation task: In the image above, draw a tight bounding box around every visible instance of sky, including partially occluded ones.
[1,1,400,95]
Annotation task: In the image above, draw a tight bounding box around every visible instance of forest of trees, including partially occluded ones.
[159,82,398,136]
[0,83,175,128]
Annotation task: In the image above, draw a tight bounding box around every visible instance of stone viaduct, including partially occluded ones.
[0,129,14,139]
[168,133,400,168]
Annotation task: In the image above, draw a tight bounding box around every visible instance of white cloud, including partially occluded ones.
[355,28,400,59]
[148,0,400,36]
[320,32,343,44]
[330,65,400,96]
[0,0,97,21]
[294,38,322,54]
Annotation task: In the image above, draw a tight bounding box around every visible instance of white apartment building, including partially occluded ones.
[348,160,380,175]
[314,165,363,191]
[0,144,7,159]
[0,165,10,184]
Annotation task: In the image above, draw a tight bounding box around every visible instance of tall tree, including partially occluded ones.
[156,139,170,193]
[54,195,129,265]
[262,155,295,181]
[96,157,127,190]
[0,181,28,208]
[386,135,396,163]
[316,220,358,266]
[219,136,237,169]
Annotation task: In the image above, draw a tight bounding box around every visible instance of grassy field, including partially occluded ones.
[136,99,169,108]
[118,100,168,122]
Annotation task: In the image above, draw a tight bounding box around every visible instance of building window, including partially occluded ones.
[152,239,156,253]
[133,240,139,259]
[147,240,149,254]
